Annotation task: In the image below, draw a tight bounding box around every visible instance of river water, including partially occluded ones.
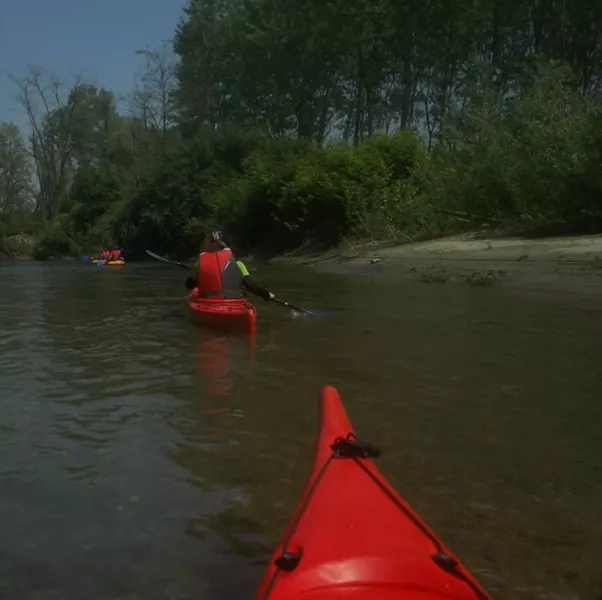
[1,261,601,600]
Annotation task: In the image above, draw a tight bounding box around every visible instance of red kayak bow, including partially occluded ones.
[254,385,493,600]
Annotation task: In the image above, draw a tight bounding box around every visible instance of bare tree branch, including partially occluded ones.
[10,67,86,218]
[132,41,179,140]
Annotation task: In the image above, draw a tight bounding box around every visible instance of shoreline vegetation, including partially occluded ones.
[1,1,602,287]
[4,226,602,296]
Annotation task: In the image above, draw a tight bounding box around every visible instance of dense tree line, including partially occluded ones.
[175,0,602,143]
[1,0,601,260]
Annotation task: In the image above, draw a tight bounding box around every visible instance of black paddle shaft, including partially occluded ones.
[271,298,314,315]
[145,250,189,269]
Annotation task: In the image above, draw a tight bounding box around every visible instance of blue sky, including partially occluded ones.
[0,0,188,129]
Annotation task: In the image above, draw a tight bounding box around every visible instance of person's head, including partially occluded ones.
[202,230,227,252]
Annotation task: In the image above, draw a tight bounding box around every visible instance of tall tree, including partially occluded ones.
[0,122,33,221]
[12,68,83,219]
[68,84,122,169]
[132,41,179,139]
[173,0,602,145]
[174,0,232,129]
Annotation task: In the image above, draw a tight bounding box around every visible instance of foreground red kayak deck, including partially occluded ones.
[186,287,257,334]
[254,386,493,600]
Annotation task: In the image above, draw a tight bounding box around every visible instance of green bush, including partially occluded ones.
[113,131,262,258]
[0,210,43,238]
[428,63,602,232]
[211,132,428,254]
[32,217,77,260]
[67,167,124,234]
[363,131,426,181]
[211,138,318,253]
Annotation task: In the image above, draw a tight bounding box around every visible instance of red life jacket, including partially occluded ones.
[110,249,121,261]
[197,248,244,299]
[101,250,110,260]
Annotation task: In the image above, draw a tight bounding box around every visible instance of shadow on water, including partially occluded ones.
[1,261,602,599]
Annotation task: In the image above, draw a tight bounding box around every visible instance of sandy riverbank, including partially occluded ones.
[271,232,602,294]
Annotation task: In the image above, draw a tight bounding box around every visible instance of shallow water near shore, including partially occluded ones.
[1,260,601,599]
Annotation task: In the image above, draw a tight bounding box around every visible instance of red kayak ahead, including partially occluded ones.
[254,386,493,600]
[186,287,257,334]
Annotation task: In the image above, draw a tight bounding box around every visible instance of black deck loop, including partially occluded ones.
[431,552,459,572]
[274,552,301,572]
[331,435,381,458]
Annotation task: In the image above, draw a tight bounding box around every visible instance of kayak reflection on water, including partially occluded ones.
[194,329,256,397]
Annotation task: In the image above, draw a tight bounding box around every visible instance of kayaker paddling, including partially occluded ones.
[185,230,275,302]
[109,246,122,262]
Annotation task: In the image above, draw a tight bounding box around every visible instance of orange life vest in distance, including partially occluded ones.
[197,248,244,299]
[110,249,121,261]
[101,250,110,260]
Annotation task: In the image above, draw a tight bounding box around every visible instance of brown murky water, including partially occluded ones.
[1,260,601,600]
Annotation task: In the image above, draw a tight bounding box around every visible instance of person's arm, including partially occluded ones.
[237,260,273,301]
[185,261,198,290]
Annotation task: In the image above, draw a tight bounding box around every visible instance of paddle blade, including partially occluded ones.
[290,308,335,319]
[301,308,335,317]
[271,297,314,315]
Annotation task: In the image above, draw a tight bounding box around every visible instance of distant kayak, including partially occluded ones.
[92,259,125,266]
[254,385,493,600]
[186,287,257,334]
